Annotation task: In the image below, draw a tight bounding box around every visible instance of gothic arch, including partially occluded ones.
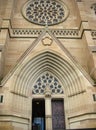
[13,51,85,97]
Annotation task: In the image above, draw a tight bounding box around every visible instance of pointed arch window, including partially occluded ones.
[32,73,63,94]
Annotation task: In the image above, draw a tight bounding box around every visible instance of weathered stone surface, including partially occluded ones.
[0,0,96,130]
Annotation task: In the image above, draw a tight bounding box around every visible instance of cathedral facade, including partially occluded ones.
[0,0,96,130]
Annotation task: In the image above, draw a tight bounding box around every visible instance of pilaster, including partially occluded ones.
[45,97,52,130]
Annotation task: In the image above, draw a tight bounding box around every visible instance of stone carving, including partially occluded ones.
[42,37,53,46]
[22,0,69,26]
[44,84,52,97]
[32,73,63,94]
[11,29,79,38]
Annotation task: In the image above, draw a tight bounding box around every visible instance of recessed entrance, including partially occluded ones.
[32,99,45,130]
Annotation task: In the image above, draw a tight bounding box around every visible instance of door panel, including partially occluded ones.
[32,99,45,130]
[52,99,65,130]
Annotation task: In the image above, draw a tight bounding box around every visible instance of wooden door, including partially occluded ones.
[52,99,65,130]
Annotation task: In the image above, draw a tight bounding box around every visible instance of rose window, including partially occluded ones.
[22,0,69,26]
[32,73,63,94]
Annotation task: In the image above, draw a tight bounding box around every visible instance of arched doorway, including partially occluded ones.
[32,99,45,130]
[32,98,66,130]
[13,51,86,130]
[31,72,65,130]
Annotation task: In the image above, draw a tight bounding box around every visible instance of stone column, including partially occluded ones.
[45,84,52,130]
[45,97,52,130]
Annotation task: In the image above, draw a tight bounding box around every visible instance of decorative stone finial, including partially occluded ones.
[44,84,51,97]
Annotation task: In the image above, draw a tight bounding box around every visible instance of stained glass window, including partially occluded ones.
[91,3,96,15]
[22,0,69,26]
[32,73,63,94]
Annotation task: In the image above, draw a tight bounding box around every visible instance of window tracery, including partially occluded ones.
[22,0,69,26]
[32,73,63,94]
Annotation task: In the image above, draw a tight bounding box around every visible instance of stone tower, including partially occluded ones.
[0,0,96,130]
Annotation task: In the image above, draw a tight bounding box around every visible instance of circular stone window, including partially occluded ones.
[22,0,69,26]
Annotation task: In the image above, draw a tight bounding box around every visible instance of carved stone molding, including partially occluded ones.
[42,37,53,46]
[1,20,96,39]
[10,28,80,38]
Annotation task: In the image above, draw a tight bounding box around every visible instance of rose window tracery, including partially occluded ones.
[22,0,69,26]
[32,73,63,94]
